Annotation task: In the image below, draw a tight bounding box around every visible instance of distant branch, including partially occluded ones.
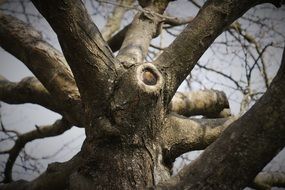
[1,119,72,183]
[154,0,280,105]
[101,0,133,41]
[0,151,83,190]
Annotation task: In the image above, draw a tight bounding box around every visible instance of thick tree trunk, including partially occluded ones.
[70,140,167,189]
[1,0,284,189]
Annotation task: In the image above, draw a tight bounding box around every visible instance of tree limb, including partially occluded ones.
[116,0,169,64]
[1,119,72,183]
[253,171,285,190]
[155,46,285,190]
[169,90,230,117]
[31,0,118,110]
[159,114,235,168]
[107,24,130,52]
[0,76,63,114]
[154,0,281,105]
[0,151,83,190]
[0,13,83,125]
[101,0,133,41]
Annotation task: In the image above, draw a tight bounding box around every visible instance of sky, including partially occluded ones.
[0,0,285,183]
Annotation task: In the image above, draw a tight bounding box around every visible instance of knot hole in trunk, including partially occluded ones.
[136,63,164,94]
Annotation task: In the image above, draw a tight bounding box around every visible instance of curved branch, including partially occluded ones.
[0,76,63,114]
[156,46,285,190]
[0,13,83,125]
[1,119,72,183]
[116,0,169,64]
[31,0,117,109]
[159,114,234,167]
[154,0,281,105]
[0,151,83,190]
[169,90,230,117]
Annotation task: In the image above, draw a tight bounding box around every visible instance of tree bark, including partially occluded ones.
[0,0,284,189]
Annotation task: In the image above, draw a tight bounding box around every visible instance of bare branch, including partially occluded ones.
[0,151,83,190]
[154,0,280,105]
[31,0,118,110]
[1,119,72,183]
[159,114,235,168]
[169,90,230,117]
[116,0,170,64]
[0,76,63,114]
[155,46,285,190]
[0,13,83,125]
[101,0,133,41]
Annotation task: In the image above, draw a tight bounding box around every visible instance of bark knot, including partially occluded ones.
[136,63,164,94]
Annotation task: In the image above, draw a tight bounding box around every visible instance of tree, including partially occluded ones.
[0,0,285,189]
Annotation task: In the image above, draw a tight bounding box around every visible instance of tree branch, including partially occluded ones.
[0,119,72,183]
[0,151,83,190]
[0,76,63,114]
[155,46,285,190]
[107,24,130,52]
[159,114,234,168]
[253,171,285,190]
[101,0,133,41]
[154,0,281,105]
[0,13,82,125]
[116,0,169,64]
[169,90,230,117]
[31,0,117,110]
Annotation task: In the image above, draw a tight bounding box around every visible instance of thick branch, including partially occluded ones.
[1,119,72,183]
[0,13,82,125]
[159,114,234,167]
[101,0,133,41]
[169,90,230,117]
[154,0,281,104]
[116,0,169,64]
[156,47,285,190]
[0,76,63,114]
[254,172,285,190]
[32,0,117,110]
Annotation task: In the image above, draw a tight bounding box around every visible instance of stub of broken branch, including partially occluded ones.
[169,90,230,118]
[159,114,235,168]
[253,171,285,190]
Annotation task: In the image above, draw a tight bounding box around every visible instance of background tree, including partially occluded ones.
[0,0,285,189]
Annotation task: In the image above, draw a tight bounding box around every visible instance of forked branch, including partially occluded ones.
[32,0,118,110]
[154,0,282,104]
[156,47,285,190]
[117,0,170,64]
[0,13,83,125]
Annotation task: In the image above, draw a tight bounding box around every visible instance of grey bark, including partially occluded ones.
[0,0,284,189]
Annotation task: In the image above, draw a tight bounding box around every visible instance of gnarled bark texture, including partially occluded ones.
[0,0,284,189]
